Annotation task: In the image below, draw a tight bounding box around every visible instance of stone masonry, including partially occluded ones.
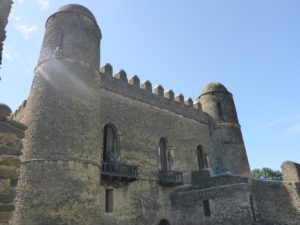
[1,3,299,225]
[0,104,25,225]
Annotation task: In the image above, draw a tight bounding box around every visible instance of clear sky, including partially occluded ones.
[1,0,299,171]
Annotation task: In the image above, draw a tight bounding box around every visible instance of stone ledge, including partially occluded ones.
[0,122,25,139]
[0,145,22,156]
[0,203,14,212]
[0,165,18,179]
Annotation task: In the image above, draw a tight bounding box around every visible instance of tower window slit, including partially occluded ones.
[203,199,211,217]
[105,189,114,213]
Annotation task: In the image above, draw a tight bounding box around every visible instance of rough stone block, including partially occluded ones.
[129,75,140,87]
[175,94,184,103]
[114,69,128,82]
[281,161,300,181]
[0,165,17,179]
[0,155,20,167]
[100,63,113,77]
[164,89,174,101]
[141,80,152,92]
[154,85,164,96]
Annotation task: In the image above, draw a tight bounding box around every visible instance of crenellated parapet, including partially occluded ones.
[100,63,211,124]
[10,100,27,122]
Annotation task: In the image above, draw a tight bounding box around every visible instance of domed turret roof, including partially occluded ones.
[201,82,228,95]
[0,103,12,120]
[57,4,96,23]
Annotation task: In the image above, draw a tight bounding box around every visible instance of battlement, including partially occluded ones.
[11,100,27,122]
[100,63,211,124]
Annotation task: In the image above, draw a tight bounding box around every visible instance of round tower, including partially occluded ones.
[12,5,102,225]
[198,82,250,176]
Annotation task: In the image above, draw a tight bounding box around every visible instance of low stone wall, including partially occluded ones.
[171,183,253,225]
[251,179,300,225]
[0,104,25,225]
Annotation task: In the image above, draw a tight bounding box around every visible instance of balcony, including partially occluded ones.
[158,170,183,186]
[101,161,138,181]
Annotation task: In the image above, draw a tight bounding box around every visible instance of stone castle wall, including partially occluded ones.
[0,105,25,225]
[97,65,214,224]
[251,179,300,225]
[281,161,300,182]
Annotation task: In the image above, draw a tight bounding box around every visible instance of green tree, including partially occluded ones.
[251,167,283,181]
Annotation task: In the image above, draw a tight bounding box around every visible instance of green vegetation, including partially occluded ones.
[251,167,283,181]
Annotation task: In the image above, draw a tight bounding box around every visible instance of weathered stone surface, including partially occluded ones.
[0,165,18,179]
[6,4,300,225]
[0,155,20,167]
[0,211,13,223]
[0,146,22,156]
[0,203,14,212]
[0,123,25,139]
[282,161,300,181]
[0,104,11,121]
[251,179,300,225]
[0,134,23,150]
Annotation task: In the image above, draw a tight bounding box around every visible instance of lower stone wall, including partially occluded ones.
[170,183,253,225]
[0,104,25,225]
[251,179,300,225]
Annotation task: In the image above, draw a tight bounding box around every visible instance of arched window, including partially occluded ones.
[197,145,209,170]
[103,124,117,162]
[159,219,171,225]
[159,138,168,171]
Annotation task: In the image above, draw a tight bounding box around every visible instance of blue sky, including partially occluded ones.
[1,0,300,170]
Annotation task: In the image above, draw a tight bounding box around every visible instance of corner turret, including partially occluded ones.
[38,4,101,68]
[198,82,250,176]
[12,4,102,224]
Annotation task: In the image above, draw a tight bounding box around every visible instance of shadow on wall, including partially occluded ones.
[250,164,300,225]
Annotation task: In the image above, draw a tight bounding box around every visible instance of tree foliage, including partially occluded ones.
[251,167,283,181]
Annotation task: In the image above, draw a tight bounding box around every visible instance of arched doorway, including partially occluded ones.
[197,145,208,169]
[159,219,170,225]
[103,124,117,162]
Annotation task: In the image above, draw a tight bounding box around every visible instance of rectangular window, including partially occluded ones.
[203,199,211,217]
[105,189,114,213]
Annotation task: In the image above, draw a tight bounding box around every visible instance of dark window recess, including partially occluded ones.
[105,189,114,213]
[159,219,171,225]
[217,102,223,119]
[103,124,117,162]
[250,195,257,222]
[197,145,208,170]
[203,200,211,217]
[159,138,168,171]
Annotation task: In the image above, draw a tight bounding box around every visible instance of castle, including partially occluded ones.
[0,4,299,225]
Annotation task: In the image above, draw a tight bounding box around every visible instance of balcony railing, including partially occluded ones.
[158,170,183,185]
[101,161,138,181]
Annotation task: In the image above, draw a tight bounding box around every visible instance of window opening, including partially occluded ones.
[159,138,168,171]
[103,124,117,162]
[203,199,211,217]
[197,145,208,170]
[105,189,114,213]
